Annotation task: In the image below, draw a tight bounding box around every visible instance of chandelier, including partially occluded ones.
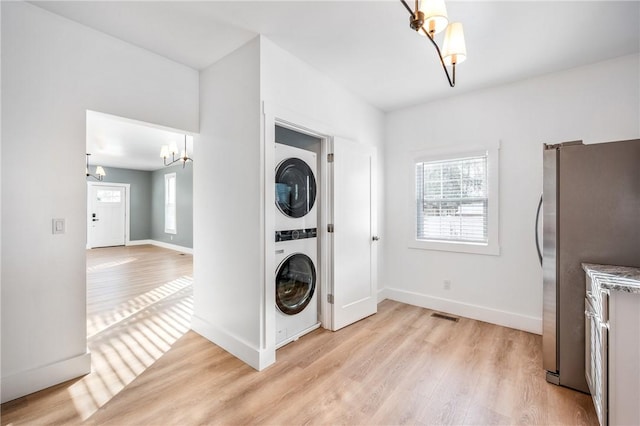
[86,153,106,181]
[400,0,467,87]
[160,135,193,168]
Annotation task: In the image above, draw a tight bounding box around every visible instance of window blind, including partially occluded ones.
[416,155,488,243]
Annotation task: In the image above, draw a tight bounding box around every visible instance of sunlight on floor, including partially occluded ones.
[69,275,193,421]
[86,257,138,272]
[87,276,193,337]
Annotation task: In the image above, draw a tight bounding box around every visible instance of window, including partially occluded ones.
[411,142,499,255]
[96,189,121,203]
[165,173,177,234]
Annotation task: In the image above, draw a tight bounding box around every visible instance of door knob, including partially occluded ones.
[372,236,380,241]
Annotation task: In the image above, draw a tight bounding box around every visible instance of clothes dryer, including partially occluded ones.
[274,143,317,231]
[275,232,319,348]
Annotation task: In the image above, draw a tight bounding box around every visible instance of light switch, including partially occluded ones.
[52,218,65,235]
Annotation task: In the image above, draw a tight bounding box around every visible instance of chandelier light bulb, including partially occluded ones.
[442,22,467,65]
[422,0,449,36]
[169,142,179,155]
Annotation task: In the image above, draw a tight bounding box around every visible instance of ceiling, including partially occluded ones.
[86,111,193,171]
[31,1,640,170]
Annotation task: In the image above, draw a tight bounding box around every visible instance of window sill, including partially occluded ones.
[408,238,500,256]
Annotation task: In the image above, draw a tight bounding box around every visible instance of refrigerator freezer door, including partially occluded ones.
[542,146,559,375]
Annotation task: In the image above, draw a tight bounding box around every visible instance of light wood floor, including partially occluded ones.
[1,245,597,425]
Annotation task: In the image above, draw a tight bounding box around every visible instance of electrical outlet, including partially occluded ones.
[443,280,452,290]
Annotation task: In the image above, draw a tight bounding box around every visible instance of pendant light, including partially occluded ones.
[401,0,467,87]
[160,135,193,168]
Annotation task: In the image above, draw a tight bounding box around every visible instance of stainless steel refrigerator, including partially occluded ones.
[538,139,640,393]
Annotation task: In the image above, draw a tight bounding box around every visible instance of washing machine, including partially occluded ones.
[275,231,319,348]
[274,143,317,232]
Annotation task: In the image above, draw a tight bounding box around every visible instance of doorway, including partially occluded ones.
[83,110,196,415]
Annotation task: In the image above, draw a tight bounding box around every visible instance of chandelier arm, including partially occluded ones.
[453,62,456,86]
[400,0,414,17]
[164,155,181,167]
[87,174,103,181]
[421,26,455,87]
[86,153,104,181]
[162,152,193,168]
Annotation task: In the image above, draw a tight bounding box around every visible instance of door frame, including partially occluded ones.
[263,101,333,366]
[86,181,131,249]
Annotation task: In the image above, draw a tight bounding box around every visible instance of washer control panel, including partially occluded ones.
[275,228,317,242]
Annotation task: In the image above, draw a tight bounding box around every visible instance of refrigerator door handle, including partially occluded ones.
[535,194,543,266]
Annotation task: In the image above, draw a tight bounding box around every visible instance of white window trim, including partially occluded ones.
[408,140,500,256]
[164,172,177,234]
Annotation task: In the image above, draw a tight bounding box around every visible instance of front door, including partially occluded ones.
[88,184,126,248]
[330,137,377,331]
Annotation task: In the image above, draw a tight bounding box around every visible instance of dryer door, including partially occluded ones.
[276,253,316,315]
[275,158,316,218]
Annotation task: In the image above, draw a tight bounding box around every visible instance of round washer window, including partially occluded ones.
[275,158,316,218]
[276,253,316,315]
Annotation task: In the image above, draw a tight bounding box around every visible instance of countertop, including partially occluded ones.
[583,263,640,294]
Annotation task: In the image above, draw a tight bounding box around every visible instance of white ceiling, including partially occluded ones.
[86,111,193,171]
[31,0,640,170]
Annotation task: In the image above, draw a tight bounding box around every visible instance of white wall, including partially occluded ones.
[193,38,264,367]
[193,36,385,370]
[1,2,198,402]
[384,54,640,333]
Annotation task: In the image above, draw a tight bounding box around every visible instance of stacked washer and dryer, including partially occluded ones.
[274,142,320,348]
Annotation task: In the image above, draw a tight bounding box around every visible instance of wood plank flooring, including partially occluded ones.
[1,245,597,425]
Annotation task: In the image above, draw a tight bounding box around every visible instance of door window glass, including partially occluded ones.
[96,189,121,203]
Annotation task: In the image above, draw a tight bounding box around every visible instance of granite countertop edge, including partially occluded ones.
[582,263,640,294]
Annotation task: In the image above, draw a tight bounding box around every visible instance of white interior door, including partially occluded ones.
[330,137,377,331]
[88,184,126,248]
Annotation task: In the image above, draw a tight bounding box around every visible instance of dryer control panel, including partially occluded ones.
[275,228,317,242]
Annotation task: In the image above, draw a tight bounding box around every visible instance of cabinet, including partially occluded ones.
[608,287,640,425]
[583,264,640,426]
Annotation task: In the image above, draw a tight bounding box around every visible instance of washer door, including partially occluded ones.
[275,158,316,218]
[276,253,316,315]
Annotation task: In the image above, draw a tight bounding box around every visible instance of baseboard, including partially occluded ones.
[191,315,274,371]
[128,239,193,254]
[384,287,542,334]
[127,239,154,246]
[1,351,91,403]
[377,287,388,303]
